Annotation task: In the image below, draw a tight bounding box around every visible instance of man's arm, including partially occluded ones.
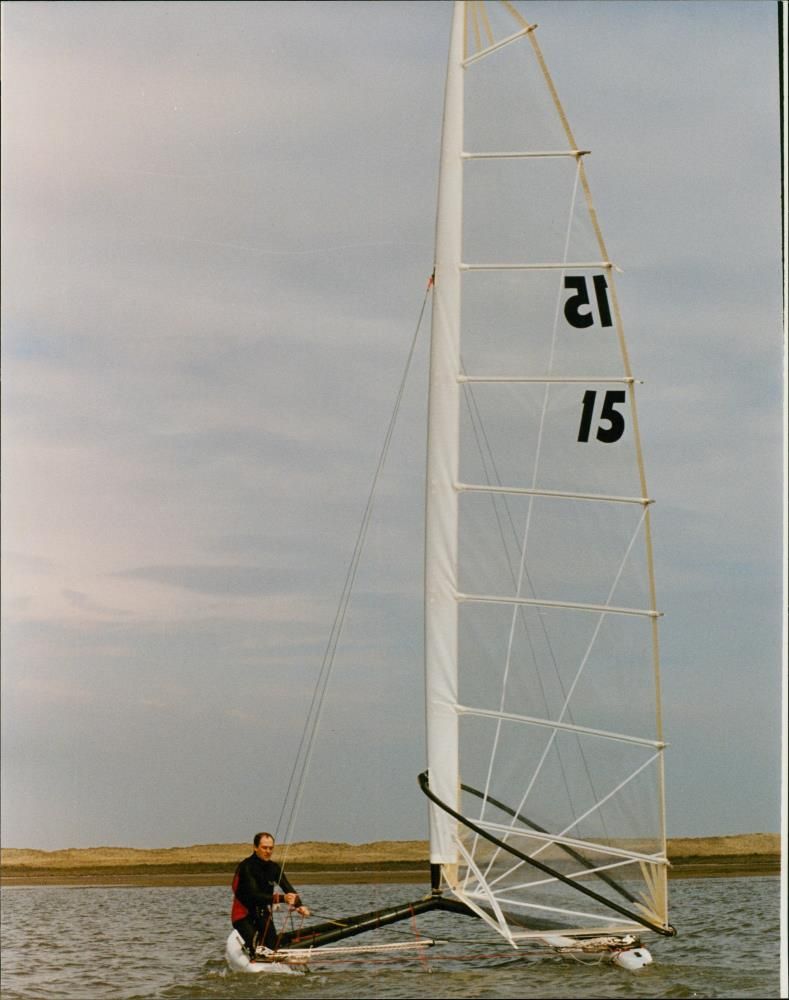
[276,866,299,901]
[275,865,310,915]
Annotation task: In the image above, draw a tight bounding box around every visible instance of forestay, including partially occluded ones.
[423,0,671,944]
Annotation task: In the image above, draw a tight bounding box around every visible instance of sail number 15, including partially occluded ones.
[564,275,612,328]
[578,389,626,443]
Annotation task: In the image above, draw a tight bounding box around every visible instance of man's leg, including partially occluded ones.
[257,908,279,951]
[232,917,257,957]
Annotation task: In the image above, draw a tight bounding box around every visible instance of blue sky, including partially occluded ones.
[1,0,783,849]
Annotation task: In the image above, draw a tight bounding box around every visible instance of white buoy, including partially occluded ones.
[612,946,653,971]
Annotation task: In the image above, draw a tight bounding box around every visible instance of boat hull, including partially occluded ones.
[224,930,303,975]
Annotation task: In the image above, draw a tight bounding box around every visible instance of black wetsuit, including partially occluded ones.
[231,854,302,953]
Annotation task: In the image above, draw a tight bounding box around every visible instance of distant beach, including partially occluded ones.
[0,834,780,887]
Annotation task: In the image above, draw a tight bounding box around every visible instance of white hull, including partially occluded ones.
[224,930,303,975]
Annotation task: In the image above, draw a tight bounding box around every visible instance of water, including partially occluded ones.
[0,877,781,999]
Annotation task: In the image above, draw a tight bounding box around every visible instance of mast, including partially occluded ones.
[424,0,465,869]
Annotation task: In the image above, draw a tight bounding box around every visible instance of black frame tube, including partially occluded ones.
[418,770,676,938]
[277,894,476,950]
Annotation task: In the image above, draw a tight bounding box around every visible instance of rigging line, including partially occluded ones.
[455,833,517,944]
[492,505,650,885]
[477,760,667,908]
[476,156,583,880]
[458,381,585,789]
[551,751,662,847]
[276,283,430,848]
[274,281,432,863]
[517,505,649,816]
[458,377,578,888]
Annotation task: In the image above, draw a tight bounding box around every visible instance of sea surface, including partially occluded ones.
[0,876,782,999]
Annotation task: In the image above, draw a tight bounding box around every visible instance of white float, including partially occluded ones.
[224,930,304,975]
[612,946,654,971]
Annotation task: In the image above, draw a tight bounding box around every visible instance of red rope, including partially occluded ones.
[409,904,431,971]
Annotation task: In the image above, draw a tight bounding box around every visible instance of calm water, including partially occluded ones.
[0,877,781,999]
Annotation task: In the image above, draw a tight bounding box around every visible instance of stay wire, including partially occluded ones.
[274,279,433,864]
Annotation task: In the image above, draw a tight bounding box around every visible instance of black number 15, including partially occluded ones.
[578,389,626,443]
[564,275,613,328]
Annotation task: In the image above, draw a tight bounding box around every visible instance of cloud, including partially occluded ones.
[62,588,132,617]
[114,563,303,596]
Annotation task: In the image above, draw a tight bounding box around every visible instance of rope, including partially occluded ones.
[274,277,433,866]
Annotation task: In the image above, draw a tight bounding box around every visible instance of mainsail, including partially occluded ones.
[423,0,673,943]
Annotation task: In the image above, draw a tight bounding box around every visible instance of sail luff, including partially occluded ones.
[424,0,465,867]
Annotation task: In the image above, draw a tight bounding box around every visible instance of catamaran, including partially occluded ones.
[227,0,675,973]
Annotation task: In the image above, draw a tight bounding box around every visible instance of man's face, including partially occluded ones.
[254,837,274,860]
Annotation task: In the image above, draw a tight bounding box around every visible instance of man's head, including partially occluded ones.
[253,832,275,860]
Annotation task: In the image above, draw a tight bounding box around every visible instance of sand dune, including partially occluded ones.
[1,833,780,870]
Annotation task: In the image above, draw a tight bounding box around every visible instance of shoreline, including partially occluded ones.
[1,835,781,887]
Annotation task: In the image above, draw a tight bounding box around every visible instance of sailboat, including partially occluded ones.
[226,0,674,973]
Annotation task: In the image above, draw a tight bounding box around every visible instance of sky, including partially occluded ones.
[1,0,784,851]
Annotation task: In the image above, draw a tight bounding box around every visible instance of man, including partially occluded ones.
[231,831,310,956]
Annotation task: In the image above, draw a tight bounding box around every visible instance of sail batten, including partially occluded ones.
[463,150,590,159]
[457,483,652,504]
[461,261,612,270]
[456,593,661,618]
[455,705,666,749]
[462,23,536,66]
[459,375,634,383]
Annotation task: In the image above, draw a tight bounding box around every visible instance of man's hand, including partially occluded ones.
[283,892,309,915]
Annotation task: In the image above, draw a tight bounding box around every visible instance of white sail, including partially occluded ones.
[423,0,671,943]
